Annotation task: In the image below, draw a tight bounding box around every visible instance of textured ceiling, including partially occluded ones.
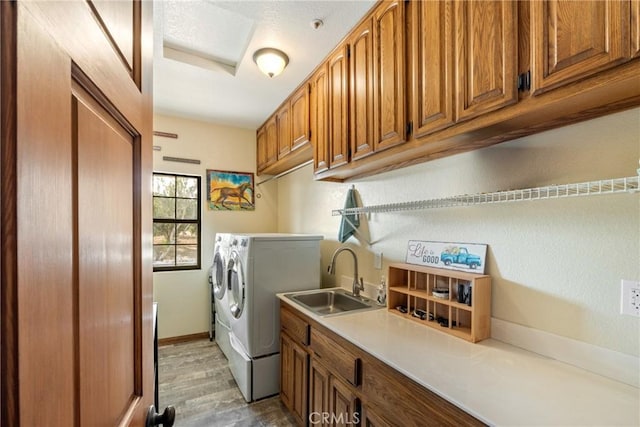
[153,0,376,130]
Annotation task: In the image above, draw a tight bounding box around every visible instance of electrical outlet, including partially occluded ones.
[620,280,640,317]
[374,252,383,270]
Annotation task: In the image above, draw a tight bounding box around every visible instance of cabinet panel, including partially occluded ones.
[349,18,375,161]
[277,103,291,158]
[531,0,631,94]
[256,127,267,173]
[308,358,330,427]
[633,0,640,57]
[373,0,406,151]
[455,0,518,121]
[310,328,360,387]
[280,332,308,426]
[265,116,278,165]
[311,64,330,173]
[89,1,135,75]
[410,0,455,138]
[329,376,360,427]
[291,84,310,150]
[361,406,393,427]
[328,45,349,168]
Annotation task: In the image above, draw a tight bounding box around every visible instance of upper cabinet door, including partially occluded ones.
[311,64,330,173]
[349,18,375,161]
[531,0,631,95]
[291,84,310,151]
[633,0,640,57]
[256,127,268,173]
[373,0,406,152]
[328,45,350,169]
[277,103,291,159]
[409,0,455,139]
[455,0,518,122]
[265,116,278,165]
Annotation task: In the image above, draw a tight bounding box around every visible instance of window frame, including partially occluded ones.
[152,172,202,272]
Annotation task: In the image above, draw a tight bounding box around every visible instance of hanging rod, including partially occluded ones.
[256,159,313,186]
[332,175,639,216]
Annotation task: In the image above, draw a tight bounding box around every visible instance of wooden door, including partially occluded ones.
[455,0,518,121]
[256,126,268,173]
[531,0,631,94]
[265,115,278,166]
[1,1,154,426]
[290,84,310,151]
[308,358,330,427]
[311,63,330,173]
[277,103,291,159]
[349,18,375,161]
[280,333,308,425]
[361,405,393,427]
[328,376,360,427]
[409,0,455,138]
[372,0,406,152]
[328,44,350,169]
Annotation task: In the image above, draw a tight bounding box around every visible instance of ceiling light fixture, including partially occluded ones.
[253,48,289,78]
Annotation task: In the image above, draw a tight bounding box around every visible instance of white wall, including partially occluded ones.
[277,108,640,357]
[152,114,278,339]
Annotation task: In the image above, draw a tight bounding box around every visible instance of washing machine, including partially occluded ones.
[225,233,322,402]
[208,232,232,357]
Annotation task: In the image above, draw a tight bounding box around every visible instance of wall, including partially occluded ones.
[152,114,278,339]
[277,108,640,357]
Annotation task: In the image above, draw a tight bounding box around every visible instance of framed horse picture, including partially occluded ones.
[206,169,255,211]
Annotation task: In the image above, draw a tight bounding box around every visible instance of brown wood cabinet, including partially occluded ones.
[372,0,406,151]
[530,0,631,95]
[280,332,309,426]
[409,0,455,138]
[265,116,278,166]
[256,127,268,172]
[277,103,292,158]
[311,64,330,173]
[454,0,518,121]
[348,18,375,161]
[633,0,640,57]
[291,83,311,151]
[279,304,485,427]
[328,45,350,169]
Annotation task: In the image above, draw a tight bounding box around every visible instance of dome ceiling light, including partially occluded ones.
[253,48,289,78]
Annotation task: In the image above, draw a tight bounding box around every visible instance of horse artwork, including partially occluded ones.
[207,170,255,211]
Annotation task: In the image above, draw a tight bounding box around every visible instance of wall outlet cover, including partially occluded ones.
[374,252,383,270]
[620,280,640,317]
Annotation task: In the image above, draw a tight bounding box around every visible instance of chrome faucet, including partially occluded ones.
[328,247,365,298]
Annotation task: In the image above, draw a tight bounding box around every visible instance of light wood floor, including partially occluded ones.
[158,339,297,427]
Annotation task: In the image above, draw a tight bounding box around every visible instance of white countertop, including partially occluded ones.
[278,290,640,426]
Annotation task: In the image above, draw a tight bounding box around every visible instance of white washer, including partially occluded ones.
[225,233,322,402]
[208,233,232,358]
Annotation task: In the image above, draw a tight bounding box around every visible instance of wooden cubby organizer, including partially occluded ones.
[387,263,491,343]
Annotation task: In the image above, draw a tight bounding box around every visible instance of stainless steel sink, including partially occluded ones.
[285,289,383,317]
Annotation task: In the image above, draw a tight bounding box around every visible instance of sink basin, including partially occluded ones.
[285,289,383,317]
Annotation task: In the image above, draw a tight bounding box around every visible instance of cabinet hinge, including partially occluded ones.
[346,45,351,59]
[309,130,312,139]
[518,70,531,92]
[406,121,413,137]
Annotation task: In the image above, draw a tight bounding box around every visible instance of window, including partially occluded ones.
[153,173,201,271]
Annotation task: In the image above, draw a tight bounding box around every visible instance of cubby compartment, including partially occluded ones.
[387,263,491,343]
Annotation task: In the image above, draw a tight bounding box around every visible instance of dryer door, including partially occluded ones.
[227,251,245,319]
[210,249,226,300]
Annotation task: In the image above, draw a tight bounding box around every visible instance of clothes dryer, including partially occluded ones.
[208,232,232,358]
[225,233,322,402]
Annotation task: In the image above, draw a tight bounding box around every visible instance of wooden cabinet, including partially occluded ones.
[372,0,406,151]
[361,406,393,427]
[308,358,330,427]
[530,0,631,95]
[328,45,350,169]
[277,103,291,158]
[329,376,360,427]
[454,0,518,121]
[265,116,278,166]
[387,263,491,343]
[348,18,375,161]
[633,0,640,57]
[280,329,308,425]
[311,64,330,173]
[409,0,455,138]
[256,127,268,172]
[291,84,311,151]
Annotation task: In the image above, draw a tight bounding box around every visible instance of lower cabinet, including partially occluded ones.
[280,304,486,427]
[280,332,308,425]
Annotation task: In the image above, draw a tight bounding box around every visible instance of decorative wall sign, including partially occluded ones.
[207,170,255,211]
[406,240,487,274]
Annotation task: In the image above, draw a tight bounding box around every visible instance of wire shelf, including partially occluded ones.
[332,175,639,216]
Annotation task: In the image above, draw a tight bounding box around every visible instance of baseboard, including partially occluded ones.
[491,317,639,388]
[158,332,209,347]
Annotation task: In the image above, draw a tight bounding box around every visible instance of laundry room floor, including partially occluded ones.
[158,339,297,427]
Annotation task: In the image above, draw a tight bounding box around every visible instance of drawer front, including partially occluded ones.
[281,306,310,346]
[310,328,361,387]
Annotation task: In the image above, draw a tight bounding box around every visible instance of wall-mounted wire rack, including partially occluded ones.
[332,175,639,217]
